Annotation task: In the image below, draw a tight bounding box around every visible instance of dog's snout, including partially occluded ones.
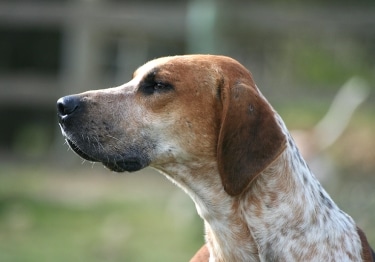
[57,95,80,117]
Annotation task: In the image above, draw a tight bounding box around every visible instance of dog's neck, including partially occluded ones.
[155,161,259,262]
[155,132,362,262]
[241,136,363,260]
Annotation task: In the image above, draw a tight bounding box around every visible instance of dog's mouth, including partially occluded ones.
[102,160,145,172]
[65,138,148,173]
[66,139,98,162]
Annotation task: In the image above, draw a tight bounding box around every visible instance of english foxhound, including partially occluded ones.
[57,55,374,261]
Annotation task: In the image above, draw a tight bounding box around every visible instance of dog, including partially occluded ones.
[57,55,374,261]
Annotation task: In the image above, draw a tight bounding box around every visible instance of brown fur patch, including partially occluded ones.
[357,227,375,262]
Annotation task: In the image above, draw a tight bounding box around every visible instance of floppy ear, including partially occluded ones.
[217,81,286,196]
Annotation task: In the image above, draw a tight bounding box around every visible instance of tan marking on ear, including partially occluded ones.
[217,79,287,196]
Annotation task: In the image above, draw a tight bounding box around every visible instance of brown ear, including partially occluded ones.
[217,81,286,196]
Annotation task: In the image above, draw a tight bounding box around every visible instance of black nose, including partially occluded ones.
[57,95,81,117]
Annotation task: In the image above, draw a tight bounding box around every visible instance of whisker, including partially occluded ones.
[106,134,121,141]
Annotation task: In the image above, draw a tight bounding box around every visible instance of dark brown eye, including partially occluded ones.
[139,81,173,95]
[154,82,166,90]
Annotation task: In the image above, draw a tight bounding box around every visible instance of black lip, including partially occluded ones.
[103,159,145,172]
[66,139,98,162]
[66,139,148,173]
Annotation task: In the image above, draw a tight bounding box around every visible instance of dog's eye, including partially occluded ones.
[154,82,166,90]
[140,81,173,95]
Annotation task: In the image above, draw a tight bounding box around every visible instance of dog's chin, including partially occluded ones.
[102,160,145,172]
[66,139,148,173]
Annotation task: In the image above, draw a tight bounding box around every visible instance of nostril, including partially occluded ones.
[57,95,80,116]
[57,100,66,115]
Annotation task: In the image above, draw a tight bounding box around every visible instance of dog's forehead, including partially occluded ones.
[133,55,226,78]
[133,56,179,78]
[133,55,250,79]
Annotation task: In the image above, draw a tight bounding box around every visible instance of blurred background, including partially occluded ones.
[0,0,374,261]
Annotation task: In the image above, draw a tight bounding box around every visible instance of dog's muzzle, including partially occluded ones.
[57,95,150,172]
[57,95,98,162]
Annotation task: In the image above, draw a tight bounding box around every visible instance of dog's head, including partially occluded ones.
[57,55,286,195]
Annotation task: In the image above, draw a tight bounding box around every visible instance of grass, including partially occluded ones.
[0,165,204,262]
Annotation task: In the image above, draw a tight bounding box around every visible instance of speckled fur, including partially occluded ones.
[239,114,363,261]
